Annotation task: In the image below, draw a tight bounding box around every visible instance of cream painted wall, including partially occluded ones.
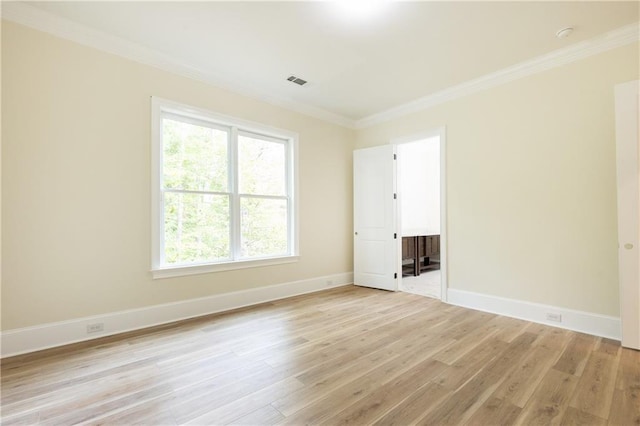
[1,22,354,330]
[3,18,637,332]
[357,42,639,317]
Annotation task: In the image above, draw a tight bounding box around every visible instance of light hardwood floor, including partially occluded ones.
[1,285,639,425]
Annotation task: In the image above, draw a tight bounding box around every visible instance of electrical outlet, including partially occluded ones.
[86,323,104,334]
[546,313,562,322]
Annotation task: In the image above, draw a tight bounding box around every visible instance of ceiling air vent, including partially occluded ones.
[287,75,308,86]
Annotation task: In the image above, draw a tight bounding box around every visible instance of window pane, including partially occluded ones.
[164,192,230,264]
[241,197,288,258]
[163,118,228,192]
[238,134,286,196]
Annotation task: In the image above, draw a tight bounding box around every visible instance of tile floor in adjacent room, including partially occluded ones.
[400,269,441,299]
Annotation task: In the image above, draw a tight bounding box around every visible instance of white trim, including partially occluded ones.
[152,255,300,279]
[448,289,621,340]
[0,2,355,129]
[290,129,300,257]
[3,3,638,130]
[356,22,640,128]
[439,127,448,303]
[391,127,448,302]
[392,144,399,292]
[0,273,353,358]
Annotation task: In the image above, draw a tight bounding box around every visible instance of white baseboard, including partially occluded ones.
[447,289,621,340]
[1,272,353,358]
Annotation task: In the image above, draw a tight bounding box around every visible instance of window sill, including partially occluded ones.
[152,255,300,279]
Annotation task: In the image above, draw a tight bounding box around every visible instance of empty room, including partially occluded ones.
[2,1,639,425]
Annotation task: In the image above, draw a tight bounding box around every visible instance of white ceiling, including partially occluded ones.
[11,1,640,124]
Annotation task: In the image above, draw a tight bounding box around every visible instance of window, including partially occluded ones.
[151,98,298,278]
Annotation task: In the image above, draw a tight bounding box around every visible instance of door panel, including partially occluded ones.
[615,80,639,349]
[354,145,398,291]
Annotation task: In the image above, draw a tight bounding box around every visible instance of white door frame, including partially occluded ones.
[391,127,448,302]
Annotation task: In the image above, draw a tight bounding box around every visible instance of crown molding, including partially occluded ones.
[356,21,640,129]
[1,2,358,129]
[2,3,637,131]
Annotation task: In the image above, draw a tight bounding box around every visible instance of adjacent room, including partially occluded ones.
[397,136,442,299]
[2,1,639,424]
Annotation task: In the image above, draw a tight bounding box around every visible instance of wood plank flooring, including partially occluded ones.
[1,285,639,425]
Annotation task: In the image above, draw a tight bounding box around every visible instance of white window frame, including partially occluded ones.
[151,97,299,279]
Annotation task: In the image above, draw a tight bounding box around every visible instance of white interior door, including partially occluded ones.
[615,80,639,349]
[354,145,398,291]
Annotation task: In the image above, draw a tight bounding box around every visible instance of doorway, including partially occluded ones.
[352,130,447,297]
[393,130,447,301]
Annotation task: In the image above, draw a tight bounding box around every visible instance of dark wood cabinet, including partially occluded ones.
[402,235,440,276]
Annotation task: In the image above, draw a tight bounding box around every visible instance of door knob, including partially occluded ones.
[624,243,634,250]
[355,232,358,235]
